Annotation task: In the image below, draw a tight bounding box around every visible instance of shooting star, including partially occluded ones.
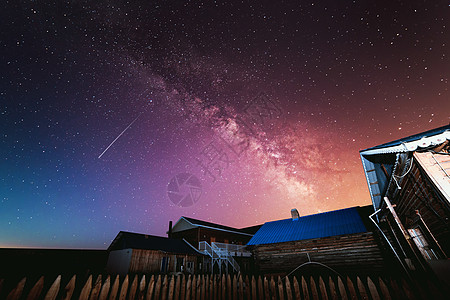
[98,112,144,159]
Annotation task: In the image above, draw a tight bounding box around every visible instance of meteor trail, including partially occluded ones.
[98,112,143,159]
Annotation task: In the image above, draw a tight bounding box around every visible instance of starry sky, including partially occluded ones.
[1,1,449,249]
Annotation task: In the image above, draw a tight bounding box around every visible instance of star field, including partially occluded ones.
[1,0,449,248]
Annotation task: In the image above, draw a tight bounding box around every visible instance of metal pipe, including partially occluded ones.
[369,209,411,277]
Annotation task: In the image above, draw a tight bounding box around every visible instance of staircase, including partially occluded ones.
[199,241,245,274]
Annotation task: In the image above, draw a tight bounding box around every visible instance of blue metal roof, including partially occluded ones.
[246,207,367,245]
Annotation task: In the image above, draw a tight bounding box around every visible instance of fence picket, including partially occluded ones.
[45,275,61,300]
[244,276,250,300]
[389,278,404,300]
[179,275,186,300]
[174,276,181,300]
[400,279,416,300]
[185,275,191,300]
[251,276,257,300]
[318,277,328,300]
[336,277,347,300]
[26,276,44,300]
[367,277,380,300]
[109,275,120,300]
[136,275,146,300]
[328,277,338,300]
[98,276,110,300]
[6,277,26,300]
[377,278,391,300]
[221,275,226,300]
[89,275,102,300]
[345,277,357,300]
[284,276,292,300]
[79,275,93,300]
[230,275,236,300]
[196,275,201,300]
[161,275,168,300]
[238,275,244,300]
[209,275,213,300]
[146,275,155,300]
[168,275,175,300]
[128,275,139,300]
[301,277,309,300]
[62,275,76,300]
[153,275,162,300]
[263,277,270,300]
[356,277,368,300]
[257,276,263,300]
[292,277,300,300]
[277,277,284,300]
[201,275,205,300]
[270,277,276,300]
[309,277,319,300]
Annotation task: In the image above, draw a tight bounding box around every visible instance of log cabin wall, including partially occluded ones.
[393,157,450,256]
[128,249,199,274]
[252,232,387,276]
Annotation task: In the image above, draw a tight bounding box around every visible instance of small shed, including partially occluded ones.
[247,206,388,276]
[106,231,204,275]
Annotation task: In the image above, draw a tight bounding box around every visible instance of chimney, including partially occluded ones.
[291,208,300,220]
[168,221,173,238]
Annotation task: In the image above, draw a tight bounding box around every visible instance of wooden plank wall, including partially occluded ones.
[128,250,198,274]
[395,157,450,255]
[1,272,447,300]
[252,232,386,275]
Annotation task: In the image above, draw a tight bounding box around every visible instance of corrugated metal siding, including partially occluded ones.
[247,207,367,245]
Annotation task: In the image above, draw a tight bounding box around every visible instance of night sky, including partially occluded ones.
[1,1,449,249]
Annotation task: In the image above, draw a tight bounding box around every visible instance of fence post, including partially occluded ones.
[328,277,338,300]
[309,277,319,300]
[346,277,357,300]
[26,276,44,300]
[356,277,368,300]
[277,276,284,300]
[98,275,110,300]
[161,275,169,300]
[79,275,93,300]
[284,276,292,300]
[263,277,270,300]
[367,277,380,300]
[109,275,120,300]
[168,275,175,300]
[147,275,155,300]
[336,277,347,300]
[300,277,309,300]
[185,275,191,300]
[318,277,328,300]
[175,275,181,300]
[377,278,391,300]
[128,275,139,300]
[292,277,300,300]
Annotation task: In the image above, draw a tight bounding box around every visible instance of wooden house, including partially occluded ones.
[360,124,450,284]
[106,231,204,275]
[247,206,389,276]
[169,217,261,274]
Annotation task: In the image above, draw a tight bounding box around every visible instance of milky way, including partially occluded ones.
[1,1,449,248]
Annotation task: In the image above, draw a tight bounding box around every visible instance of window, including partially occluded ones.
[161,257,170,273]
[408,227,439,260]
[186,261,194,273]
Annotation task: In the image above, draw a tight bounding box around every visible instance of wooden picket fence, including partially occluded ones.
[1,273,447,300]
